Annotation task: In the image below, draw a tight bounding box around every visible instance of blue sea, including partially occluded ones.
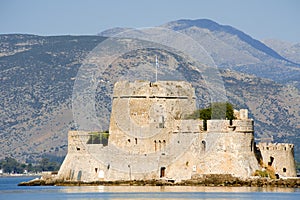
[0,176,299,200]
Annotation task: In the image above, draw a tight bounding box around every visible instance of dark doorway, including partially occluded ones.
[160,167,166,178]
[77,170,82,181]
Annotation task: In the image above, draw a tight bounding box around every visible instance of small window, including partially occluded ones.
[250,140,254,152]
[202,140,206,152]
[135,138,137,144]
[283,168,287,173]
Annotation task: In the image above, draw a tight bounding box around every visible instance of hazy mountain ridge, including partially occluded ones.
[263,39,300,64]
[100,19,300,88]
[162,19,300,88]
[1,19,299,163]
[165,19,290,63]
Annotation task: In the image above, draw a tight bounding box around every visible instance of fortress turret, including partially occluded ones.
[256,143,296,177]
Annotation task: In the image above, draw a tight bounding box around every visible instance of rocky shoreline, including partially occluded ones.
[18,174,300,188]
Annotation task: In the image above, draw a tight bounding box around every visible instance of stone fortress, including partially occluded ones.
[57,80,297,182]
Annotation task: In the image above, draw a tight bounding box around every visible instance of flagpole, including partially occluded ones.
[155,56,158,82]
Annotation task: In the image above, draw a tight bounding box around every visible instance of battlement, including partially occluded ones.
[206,119,254,133]
[112,80,196,99]
[234,109,249,120]
[257,142,294,151]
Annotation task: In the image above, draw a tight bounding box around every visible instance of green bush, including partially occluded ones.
[254,169,269,177]
[185,102,236,130]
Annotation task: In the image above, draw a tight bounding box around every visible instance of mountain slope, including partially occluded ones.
[263,39,300,64]
[0,34,106,162]
[1,34,299,163]
[100,19,300,88]
[165,19,290,63]
[162,19,300,88]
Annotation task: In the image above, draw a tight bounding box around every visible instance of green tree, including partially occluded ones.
[186,102,236,130]
[0,157,25,173]
[0,157,61,173]
[37,158,60,171]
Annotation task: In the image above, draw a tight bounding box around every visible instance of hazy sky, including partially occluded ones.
[1,0,299,42]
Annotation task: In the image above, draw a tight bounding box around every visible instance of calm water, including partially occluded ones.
[0,176,299,200]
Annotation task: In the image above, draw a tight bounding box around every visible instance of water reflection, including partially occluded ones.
[55,186,300,200]
[59,185,299,193]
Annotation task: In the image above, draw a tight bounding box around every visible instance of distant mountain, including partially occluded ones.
[164,19,290,62]
[1,19,300,164]
[263,39,300,64]
[101,19,300,88]
[162,19,300,88]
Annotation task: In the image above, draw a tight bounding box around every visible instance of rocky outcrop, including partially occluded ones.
[18,174,300,188]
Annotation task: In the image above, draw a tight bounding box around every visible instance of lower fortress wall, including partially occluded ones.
[58,127,264,182]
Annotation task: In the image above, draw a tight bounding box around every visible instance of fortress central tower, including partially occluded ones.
[108,80,197,154]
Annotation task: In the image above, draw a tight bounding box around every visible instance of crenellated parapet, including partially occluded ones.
[206,108,253,133]
[257,142,294,151]
[112,80,196,100]
[231,120,254,133]
[206,119,254,133]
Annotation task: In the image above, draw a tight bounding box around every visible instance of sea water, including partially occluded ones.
[0,176,299,200]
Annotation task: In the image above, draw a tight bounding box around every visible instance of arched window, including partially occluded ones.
[251,139,254,152]
[283,168,287,173]
[201,140,206,152]
[268,156,274,166]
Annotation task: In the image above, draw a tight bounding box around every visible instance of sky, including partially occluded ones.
[0,0,299,42]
